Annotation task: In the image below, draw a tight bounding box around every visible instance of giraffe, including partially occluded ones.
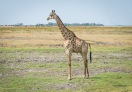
[47,10,92,80]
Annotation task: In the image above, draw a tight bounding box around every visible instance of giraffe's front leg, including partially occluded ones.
[66,49,72,80]
[67,55,71,80]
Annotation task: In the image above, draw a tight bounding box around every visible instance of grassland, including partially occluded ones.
[0,26,132,92]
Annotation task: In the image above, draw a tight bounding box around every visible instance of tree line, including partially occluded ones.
[37,22,104,26]
[1,22,104,26]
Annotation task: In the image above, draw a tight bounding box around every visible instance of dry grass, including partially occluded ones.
[0,26,132,47]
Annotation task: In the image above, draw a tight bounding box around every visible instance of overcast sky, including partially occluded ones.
[0,0,132,25]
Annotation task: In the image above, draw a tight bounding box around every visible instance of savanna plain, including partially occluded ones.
[0,26,132,92]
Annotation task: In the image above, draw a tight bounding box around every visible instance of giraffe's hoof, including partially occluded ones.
[68,76,71,80]
[84,76,89,79]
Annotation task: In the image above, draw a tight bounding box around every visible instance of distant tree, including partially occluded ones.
[36,24,45,26]
[15,23,23,26]
[47,22,57,26]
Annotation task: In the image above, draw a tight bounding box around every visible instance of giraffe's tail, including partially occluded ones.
[88,43,92,63]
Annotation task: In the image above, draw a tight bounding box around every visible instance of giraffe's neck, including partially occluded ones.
[55,15,76,40]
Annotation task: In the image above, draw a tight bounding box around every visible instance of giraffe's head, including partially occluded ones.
[47,10,57,20]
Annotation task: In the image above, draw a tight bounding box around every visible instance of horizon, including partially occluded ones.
[0,0,132,26]
[1,22,132,27]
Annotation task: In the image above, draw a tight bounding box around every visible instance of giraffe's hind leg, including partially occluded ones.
[82,53,89,78]
[85,59,89,78]
[81,42,89,78]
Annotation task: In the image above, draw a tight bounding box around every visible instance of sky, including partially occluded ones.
[0,0,132,26]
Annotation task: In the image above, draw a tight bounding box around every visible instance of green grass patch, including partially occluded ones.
[0,72,68,92]
[82,72,132,92]
[1,72,131,92]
